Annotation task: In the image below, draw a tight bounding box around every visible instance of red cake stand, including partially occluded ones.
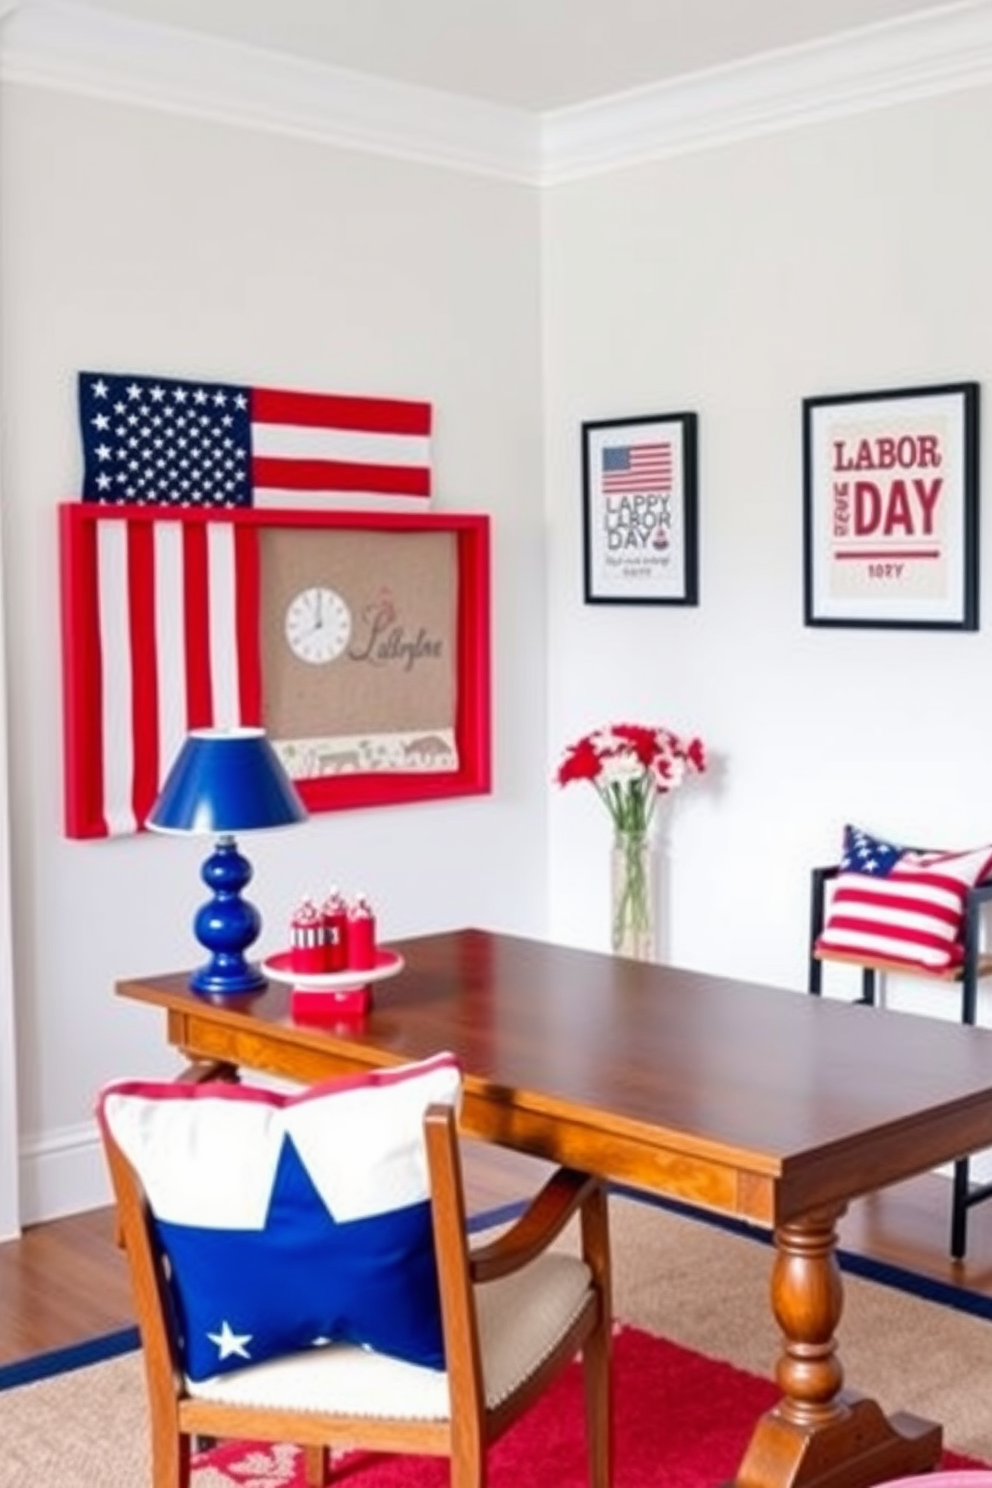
[261,948,404,1021]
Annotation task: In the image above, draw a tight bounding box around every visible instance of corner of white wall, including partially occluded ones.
[18,1120,110,1225]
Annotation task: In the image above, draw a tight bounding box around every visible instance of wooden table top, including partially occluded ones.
[117,926,992,1228]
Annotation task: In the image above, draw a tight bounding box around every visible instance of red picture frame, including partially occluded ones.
[59,503,491,838]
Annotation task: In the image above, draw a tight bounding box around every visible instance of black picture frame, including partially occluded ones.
[802,382,979,631]
[582,412,699,606]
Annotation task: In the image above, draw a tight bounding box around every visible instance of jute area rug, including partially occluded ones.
[3,1193,991,1486]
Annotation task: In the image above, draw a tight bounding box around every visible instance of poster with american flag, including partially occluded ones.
[581,412,699,606]
[78,371,433,511]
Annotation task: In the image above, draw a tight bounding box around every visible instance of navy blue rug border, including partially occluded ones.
[0,1325,139,1392]
[3,1185,990,1393]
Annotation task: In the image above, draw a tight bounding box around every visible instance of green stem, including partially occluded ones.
[612,830,652,956]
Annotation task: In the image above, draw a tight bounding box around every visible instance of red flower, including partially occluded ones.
[611,724,659,768]
[555,722,706,835]
[556,736,603,787]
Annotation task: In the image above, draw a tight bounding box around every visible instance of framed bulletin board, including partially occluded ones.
[59,504,491,837]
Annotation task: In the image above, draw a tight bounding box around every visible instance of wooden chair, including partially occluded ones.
[808,862,992,1259]
[101,1088,613,1488]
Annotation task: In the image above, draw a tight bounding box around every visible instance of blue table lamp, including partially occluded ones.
[147,727,307,996]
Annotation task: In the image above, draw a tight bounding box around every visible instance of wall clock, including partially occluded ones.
[284,585,352,664]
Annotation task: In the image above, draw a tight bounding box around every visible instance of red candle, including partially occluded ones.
[347,894,377,971]
[290,897,328,974]
[321,887,349,972]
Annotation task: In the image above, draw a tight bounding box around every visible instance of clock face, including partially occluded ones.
[284,586,352,665]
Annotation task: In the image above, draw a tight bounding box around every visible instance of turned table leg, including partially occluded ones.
[730,1204,941,1488]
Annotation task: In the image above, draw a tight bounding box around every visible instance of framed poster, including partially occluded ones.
[803,382,979,630]
[581,412,698,606]
[59,504,491,837]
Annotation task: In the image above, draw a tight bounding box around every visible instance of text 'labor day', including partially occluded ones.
[603,492,672,554]
[831,433,942,547]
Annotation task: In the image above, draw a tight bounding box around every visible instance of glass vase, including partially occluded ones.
[610,830,655,961]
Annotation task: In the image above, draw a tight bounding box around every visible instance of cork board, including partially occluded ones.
[260,527,459,781]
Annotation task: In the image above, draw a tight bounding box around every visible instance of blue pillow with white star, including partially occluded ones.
[98,1052,462,1382]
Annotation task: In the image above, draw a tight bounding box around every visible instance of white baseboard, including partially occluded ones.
[18,1119,111,1226]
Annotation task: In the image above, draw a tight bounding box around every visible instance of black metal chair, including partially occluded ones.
[808,862,992,1260]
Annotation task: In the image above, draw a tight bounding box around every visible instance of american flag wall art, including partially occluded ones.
[78,371,433,511]
[601,442,673,496]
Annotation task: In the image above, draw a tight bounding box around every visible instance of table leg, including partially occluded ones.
[730,1204,941,1488]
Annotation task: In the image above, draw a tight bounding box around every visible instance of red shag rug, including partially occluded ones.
[193,1325,986,1486]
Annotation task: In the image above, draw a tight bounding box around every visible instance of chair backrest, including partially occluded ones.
[99,1061,612,1488]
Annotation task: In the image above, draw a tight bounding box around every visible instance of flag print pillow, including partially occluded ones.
[815,824,992,973]
[98,1052,461,1383]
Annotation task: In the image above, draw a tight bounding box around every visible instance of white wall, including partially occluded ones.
[543,85,992,1005]
[0,83,547,1225]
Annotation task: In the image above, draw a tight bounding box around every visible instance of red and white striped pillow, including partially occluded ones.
[816,833,992,973]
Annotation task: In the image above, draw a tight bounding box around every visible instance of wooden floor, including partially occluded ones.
[4,1142,992,1367]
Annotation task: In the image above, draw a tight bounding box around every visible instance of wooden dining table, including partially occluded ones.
[117,927,992,1488]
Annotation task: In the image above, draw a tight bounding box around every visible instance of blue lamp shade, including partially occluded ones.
[147,728,307,997]
[147,728,307,836]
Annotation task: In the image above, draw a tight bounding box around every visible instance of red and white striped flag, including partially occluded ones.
[601,442,672,496]
[61,505,264,838]
[78,371,432,511]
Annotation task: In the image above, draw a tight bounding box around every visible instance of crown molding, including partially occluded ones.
[0,0,539,182]
[539,1,992,184]
[2,0,992,186]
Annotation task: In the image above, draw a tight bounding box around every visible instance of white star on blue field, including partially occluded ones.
[155,1137,445,1382]
[78,371,253,508]
[841,825,902,876]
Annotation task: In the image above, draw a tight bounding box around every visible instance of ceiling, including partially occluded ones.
[63,0,976,111]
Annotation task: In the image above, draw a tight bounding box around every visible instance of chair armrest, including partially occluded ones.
[469,1167,602,1283]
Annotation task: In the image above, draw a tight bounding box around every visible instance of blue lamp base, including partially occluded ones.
[189,834,267,996]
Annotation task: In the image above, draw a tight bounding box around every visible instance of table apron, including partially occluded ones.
[170,1009,778,1226]
[171,1009,992,1231]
